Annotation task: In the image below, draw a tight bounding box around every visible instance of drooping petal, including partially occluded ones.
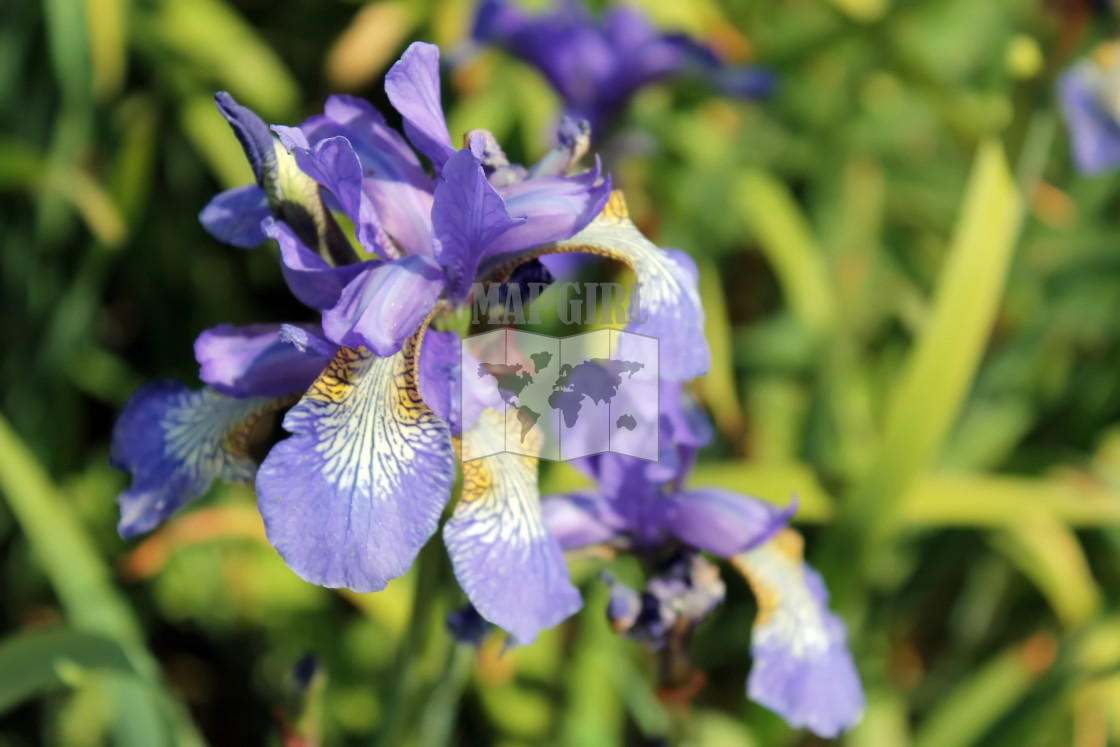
[445,409,582,643]
[731,530,865,738]
[540,491,620,550]
[478,191,709,381]
[419,329,502,436]
[321,255,446,355]
[257,336,456,592]
[199,185,270,248]
[386,42,456,170]
[279,323,339,358]
[111,382,285,538]
[485,164,612,258]
[432,143,525,300]
[659,490,793,558]
[304,95,436,256]
[264,217,372,310]
[194,323,333,398]
[1059,60,1120,174]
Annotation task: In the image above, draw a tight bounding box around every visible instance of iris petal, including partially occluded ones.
[321,255,446,355]
[386,42,456,170]
[446,409,582,643]
[1059,61,1120,175]
[264,218,373,311]
[195,323,333,399]
[199,185,269,248]
[112,382,286,538]
[731,530,865,738]
[479,191,709,380]
[304,95,436,256]
[659,490,793,558]
[432,144,525,300]
[257,335,456,593]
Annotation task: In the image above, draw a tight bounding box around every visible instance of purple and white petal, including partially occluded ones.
[432,144,525,300]
[199,185,269,248]
[257,340,456,592]
[112,382,283,538]
[478,192,709,381]
[194,323,332,399]
[263,217,372,310]
[659,490,794,558]
[731,530,865,738]
[445,409,582,643]
[321,255,445,355]
[386,42,457,170]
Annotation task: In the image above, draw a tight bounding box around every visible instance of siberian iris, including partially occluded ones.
[1059,42,1120,174]
[112,42,708,643]
[472,0,774,133]
[540,382,866,738]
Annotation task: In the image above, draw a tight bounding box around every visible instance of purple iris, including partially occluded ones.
[1059,46,1120,174]
[540,383,865,738]
[472,0,775,133]
[112,42,711,644]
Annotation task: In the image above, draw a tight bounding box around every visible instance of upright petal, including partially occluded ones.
[659,490,793,558]
[386,42,456,169]
[321,255,446,355]
[199,185,270,248]
[307,95,436,256]
[264,218,372,310]
[112,382,285,538]
[257,335,456,592]
[194,323,333,398]
[445,409,582,643]
[432,144,525,300]
[478,191,709,380]
[731,530,865,738]
[285,135,394,258]
[485,165,612,258]
[214,91,276,186]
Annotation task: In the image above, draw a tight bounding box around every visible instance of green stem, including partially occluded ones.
[375,541,446,747]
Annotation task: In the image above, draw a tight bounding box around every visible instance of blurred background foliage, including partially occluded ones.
[3,0,1120,744]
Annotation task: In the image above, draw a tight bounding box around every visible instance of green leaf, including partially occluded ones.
[0,628,137,714]
[990,513,1101,627]
[737,170,836,337]
[0,414,204,746]
[913,637,1052,747]
[846,140,1022,544]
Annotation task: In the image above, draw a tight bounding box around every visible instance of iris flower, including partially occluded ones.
[1059,42,1120,174]
[112,42,709,643]
[540,383,866,738]
[472,0,774,132]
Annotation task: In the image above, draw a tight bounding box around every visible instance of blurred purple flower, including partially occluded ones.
[1059,46,1120,174]
[472,0,775,132]
[541,383,865,738]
